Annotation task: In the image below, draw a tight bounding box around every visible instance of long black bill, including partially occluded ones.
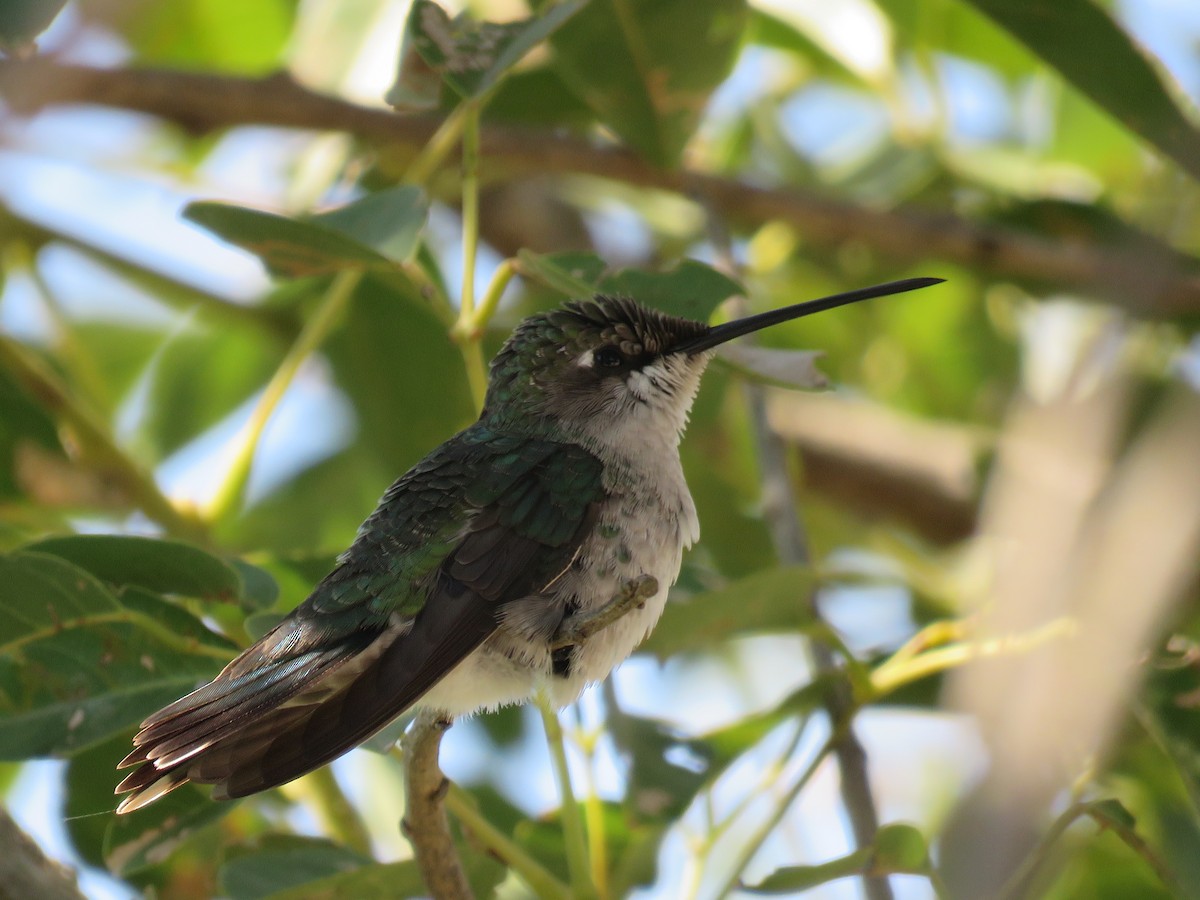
[676,276,944,355]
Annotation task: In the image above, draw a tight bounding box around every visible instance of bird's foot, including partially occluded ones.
[550,573,659,650]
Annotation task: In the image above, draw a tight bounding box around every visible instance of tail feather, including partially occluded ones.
[115,580,496,811]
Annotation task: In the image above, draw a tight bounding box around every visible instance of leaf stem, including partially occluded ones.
[456,102,488,411]
[295,766,373,857]
[402,102,470,187]
[0,334,205,542]
[202,268,361,523]
[537,691,597,900]
[868,617,1076,700]
[713,732,839,898]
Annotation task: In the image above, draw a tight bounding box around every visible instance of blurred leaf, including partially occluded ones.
[607,710,713,821]
[122,0,292,75]
[24,534,243,601]
[601,261,743,321]
[746,9,867,84]
[0,366,62,500]
[0,0,66,51]
[961,0,1200,182]
[308,187,429,264]
[390,0,587,105]
[640,564,816,658]
[877,0,1036,79]
[517,248,605,297]
[64,731,232,876]
[484,67,596,128]
[219,837,369,900]
[260,857,502,900]
[322,273,474,474]
[549,0,749,166]
[1139,637,1200,816]
[518,251,742,321]
[184,187,429,278]
[717,344,829,390]
[0,551,225,758]
[104,781,233,876]
[138,321,284,461]
[229,559,280,610]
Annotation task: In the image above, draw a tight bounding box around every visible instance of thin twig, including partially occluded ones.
[705,207,894,899]
[0,333,205,541]
[443,782,571,900]
[4,61,1199,318]
[401,710,474,900]
[202,269,362,523]
[537,691,598,900]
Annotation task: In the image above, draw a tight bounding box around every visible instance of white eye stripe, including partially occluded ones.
[576,349,595,369]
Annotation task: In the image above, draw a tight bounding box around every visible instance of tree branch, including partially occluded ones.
[2,59,1199,318]
[401,711,473,900]
[0,809,86,900]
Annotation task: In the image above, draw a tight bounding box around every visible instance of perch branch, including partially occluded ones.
[0,809,86,900]
[2,60,1199,318]
[401,711,473,900]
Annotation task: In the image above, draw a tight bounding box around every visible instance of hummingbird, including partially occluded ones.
[115,276,942,813]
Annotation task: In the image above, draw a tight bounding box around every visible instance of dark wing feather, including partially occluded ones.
[116,427,604,812]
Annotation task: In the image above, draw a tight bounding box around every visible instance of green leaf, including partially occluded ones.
[184,188,429,279]
[640,564,816,659]
[138,321,286,461]
[392,0,588,104]
[258,861,431,900]
[717,345,829,390]
[121,0,292,75]
[64,732,233,875]
[607,710,713,821]
[517,249,606,297]
[0,0,67,50]
[517,251,743,321]
[229,559,280,611]
[24,534,242,601]
[0,551,227,758]
[549,0,749,166]
[104,780,232,876]
[219,837,370,900]
[308,186,429,264]
[600,261,743,321]
[959,0,1200,183]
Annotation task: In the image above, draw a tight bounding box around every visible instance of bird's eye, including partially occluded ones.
[594,346,624,369]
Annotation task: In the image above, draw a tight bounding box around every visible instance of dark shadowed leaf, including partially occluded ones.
[549,0,749,166]
[184,188,428,278]
[24,534,243,601]
[0,552,227,758]
[517,251,742,321]
[219,837,369,900]
[0,0,68,50]
[64,732,233,875]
